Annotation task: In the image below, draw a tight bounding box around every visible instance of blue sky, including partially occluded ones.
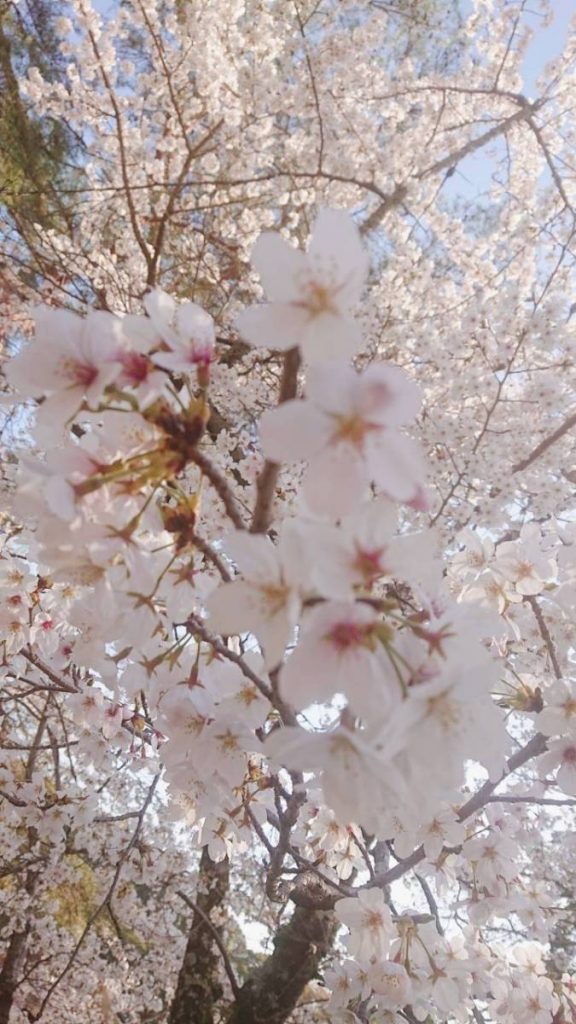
[522,2,573,95]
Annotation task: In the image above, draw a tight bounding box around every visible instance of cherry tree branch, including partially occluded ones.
[227,904,338,1024]
[371,731,548,888]
[525,595,563,680]
[511,409,576,475]
[184,613,274,704]
[191,448,246,529]
[176,889,240,999]
[251,347,301,534]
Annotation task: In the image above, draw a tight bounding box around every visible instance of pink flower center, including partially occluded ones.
[563,746,576,764]
[190,342,214,368]
[327,620,369,651]
[360,379,392,414]
[120,350,152,383]
[62,357,98,389]
[353,545,387,581]
[407,485,429,512]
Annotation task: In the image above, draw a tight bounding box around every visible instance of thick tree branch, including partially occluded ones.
[227,903,337,1024]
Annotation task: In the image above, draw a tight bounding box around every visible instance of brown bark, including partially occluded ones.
[0,924,31,1024]
[169,848,230,1024]
[227,904,337,1024]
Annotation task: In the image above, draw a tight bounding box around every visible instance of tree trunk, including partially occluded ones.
[0,925,30,1024]
[168,848,229,1024]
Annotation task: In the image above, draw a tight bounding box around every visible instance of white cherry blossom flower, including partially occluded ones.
[511,942,547,976]
[368,962,412,1009]
[0,609,30,653]
[112,313,165,397]
[463,833,520,888]
[236,209,369,363]
[495,524,556,597]
[538,680,576,737]
[461,569,517,617]
[539,736,576,796]
[205,653,270,728]
[206,521,310,667]
[279,600,401,717]
[297,499,440,599]
[390,633,509,797]
[265,719,412,830]
[325,961,368,1008]
[5,307,120,423]
[507,975,558,1024]
[260,362,426,516]
[418,808,464,861]
[451,528,494,579]
[144,289,216,374]
[335,888,394,961]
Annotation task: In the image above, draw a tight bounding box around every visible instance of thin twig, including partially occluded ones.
[191,449,245,530]
[31,771,161,1021]
[526,595,563,680]
[176,890,240,998]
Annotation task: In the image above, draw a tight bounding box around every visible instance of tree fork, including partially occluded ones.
[227,903,337,1024]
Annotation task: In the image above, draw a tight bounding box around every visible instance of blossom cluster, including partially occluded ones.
[3,209,576,1022]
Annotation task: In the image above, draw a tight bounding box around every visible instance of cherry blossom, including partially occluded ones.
[236,209,369,364]
[368,962,412,1010]
[2,1,576,1018]
[539,737,576,796]
[537,680,576,737]
[260,362,426,516]
[494,524,557,597]
[206,522,310,666]
[279,600,403,716]
[5,307,120,423]
[144,289,216,376]
[335,888,394,961]
[265,720,411,830]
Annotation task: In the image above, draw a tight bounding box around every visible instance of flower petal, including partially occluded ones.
[236,303,310,351]
[259,401,328,463]
[144,289,177,341]
[358,365,422,426]
[223,532,280,582]
[368,432,427,502]
[300,311,363,365]
[308,209,369,307]
[205,580,262,636]
[251,232,309,302]
[302,449,369,517]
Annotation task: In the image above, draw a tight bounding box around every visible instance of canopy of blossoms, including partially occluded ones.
[1,2,576,1023]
